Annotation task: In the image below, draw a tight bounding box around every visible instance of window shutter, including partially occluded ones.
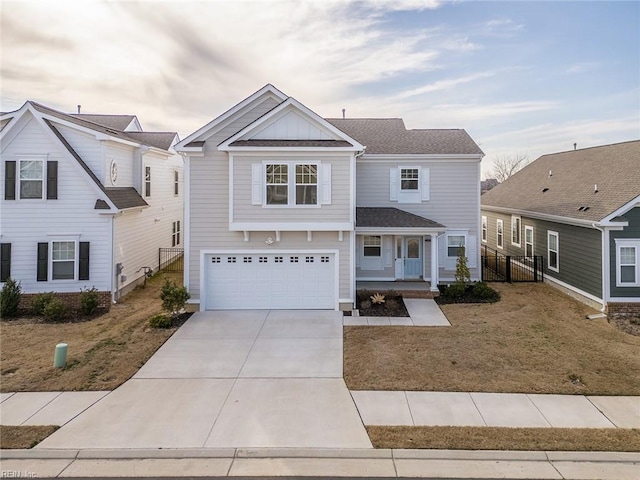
[46,161,58,200]
[421,167,430,201]
[466,235,477,268]
[0,243,10,282]
[389,168,398,201]
[383,236,393,267]
[79,242,90,280]
[438,236,445,265]
[5,161,16,200]
[37,243,48,281]
[251,164,262,205]
[320,164,331,205]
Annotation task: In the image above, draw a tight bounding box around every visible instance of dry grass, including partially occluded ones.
[367,426,640,451]
[0,272,182,392]
[0,425,59,449]
[345,283,640,394]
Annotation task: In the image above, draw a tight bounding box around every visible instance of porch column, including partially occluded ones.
[430,233,439,291]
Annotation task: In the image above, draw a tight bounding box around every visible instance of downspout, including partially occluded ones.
[591,223,607,312]
[351,147,366,309]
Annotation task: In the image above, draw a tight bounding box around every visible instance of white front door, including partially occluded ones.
[404,237,422,278]
[394,237,404,279]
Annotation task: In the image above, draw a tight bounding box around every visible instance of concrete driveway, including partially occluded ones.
[37,310,372,449]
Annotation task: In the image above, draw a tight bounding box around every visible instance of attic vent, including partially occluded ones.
[542,188,549,193]
[578,206,591,212]
[105,129,119,135]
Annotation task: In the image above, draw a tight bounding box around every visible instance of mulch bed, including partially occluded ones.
[356,290,409,317]
[609,315,640,337]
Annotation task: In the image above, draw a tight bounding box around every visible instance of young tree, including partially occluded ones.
[454,246,471,285]
[490,153,531,183]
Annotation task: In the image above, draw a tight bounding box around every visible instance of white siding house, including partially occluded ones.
[0,101,183,305]
[177,84,483,311]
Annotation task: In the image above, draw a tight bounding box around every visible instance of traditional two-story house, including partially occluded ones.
[0,102,183,306]
[176,84,483,311]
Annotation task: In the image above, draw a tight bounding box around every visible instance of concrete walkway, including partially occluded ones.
[344,298,450,326]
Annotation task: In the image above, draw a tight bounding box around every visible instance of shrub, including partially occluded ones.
[79,287,100,316]
[472,282,501,302]
[32,292,55,315]
[444,283,466,299]
[370,293,386,304]
[43,298,67,322]
[160,279,190,317]
[0,278,22,318]
[149,313,173,329]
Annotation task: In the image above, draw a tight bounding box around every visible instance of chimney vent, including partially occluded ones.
[573,143,577,150]
[342,108,345,119]
[77,105,81,114]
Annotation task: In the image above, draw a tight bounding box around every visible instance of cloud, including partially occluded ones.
[482,18,525,36]
[565,62,600,74]
[392,72,496,100]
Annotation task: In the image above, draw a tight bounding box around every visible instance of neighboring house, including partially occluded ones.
[175,84,483,311]
[481,141,640,314]
[481,178,499,194]
[0,102,183,306]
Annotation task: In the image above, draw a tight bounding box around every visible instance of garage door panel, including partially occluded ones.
[206,253,335,310]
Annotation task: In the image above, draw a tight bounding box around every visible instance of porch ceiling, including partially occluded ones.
[355,207,446,229]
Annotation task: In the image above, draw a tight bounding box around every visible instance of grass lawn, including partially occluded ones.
[0,426,58,449]
[0,272,183,392]
[345,283,640,395]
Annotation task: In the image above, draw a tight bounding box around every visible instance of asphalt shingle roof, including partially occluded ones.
[104,188,148,210]
[71,114,137,131]
[326,118,483,155]
[356,207,445,229]
[481,140,640,222]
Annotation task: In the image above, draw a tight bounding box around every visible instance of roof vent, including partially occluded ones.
[594,184,598,193]
[584,206,590,212]
[342,108,346,119]
[574,143,577,150]
[542,187,549,193]
[548,170,552,177]
[77,105,81,114]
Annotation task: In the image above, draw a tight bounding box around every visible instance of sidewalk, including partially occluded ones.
[1,448,639,478]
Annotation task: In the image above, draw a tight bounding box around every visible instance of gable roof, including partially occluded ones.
[481,140,640,222]
[326,119,484,155]
[71,114,138,131]
[356,207,445,229]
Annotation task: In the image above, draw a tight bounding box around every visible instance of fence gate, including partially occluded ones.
[159,248,184,272]
[481,245,543,282]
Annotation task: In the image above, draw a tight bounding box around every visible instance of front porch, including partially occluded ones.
[356,280,438,299]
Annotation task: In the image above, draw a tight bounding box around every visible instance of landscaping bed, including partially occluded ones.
[345,283,640,395]
[356,290,409,317]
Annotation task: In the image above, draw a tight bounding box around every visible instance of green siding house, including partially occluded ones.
[481,140,640,314]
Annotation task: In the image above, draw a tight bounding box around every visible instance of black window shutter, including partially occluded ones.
[37,243,48,282]
[5,161,16,200]
[79,242,90,280]
[0,243,10,282]
[47,161,58,200]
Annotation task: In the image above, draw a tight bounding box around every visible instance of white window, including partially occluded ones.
[52,241,76,280]
[19,159,44,199]
[295,164,317,205]
[266,164,289,205]
[172,221,181,247]
[400,168,419,190]
[511,215,521,247]
[447,235,466,257]
[363,235,382,257]
[173,170,179,196]
[390,167,429,203]
[547,231,559,272]
[497,219,504,249]
[525,226,534,256]
[616,240,640,286]
[481,216,487,243]
[144,166,151,197]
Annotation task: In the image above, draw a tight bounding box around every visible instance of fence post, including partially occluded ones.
[533,255,538,282]
[506,256,511,283]
[158,249,161,271]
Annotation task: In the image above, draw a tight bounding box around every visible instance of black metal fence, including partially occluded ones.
[481,245,543,283]
[158,248,184,272]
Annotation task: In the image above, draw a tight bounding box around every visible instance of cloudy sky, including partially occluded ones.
[1,0,638,176]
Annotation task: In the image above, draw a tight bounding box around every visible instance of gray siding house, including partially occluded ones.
[481,141,640,314]
[176,84,484,311]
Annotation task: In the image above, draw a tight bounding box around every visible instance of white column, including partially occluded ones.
[430,233,439,291]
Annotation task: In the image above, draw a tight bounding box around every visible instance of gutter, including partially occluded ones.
[591,223,608,312]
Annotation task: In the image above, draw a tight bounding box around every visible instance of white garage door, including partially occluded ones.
[205,253,336,310]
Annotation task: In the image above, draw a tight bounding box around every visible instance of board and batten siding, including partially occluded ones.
[0,116,112,293]
[232,155,350,223]
[481,209,603,298]
[610,207,640,299]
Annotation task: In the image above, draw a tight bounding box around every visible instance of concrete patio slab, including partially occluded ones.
[404,299,450,326]
[406,392,485,426]
[351,390,413,425]
[260,310,343,338]
[528,394,616,428]
[36,379,234,449]
[171,310,268,339]
[59,458,233,478]
[395,459,562,479]
[134,338,255,378]
[588,395,640,428]
[470,392,551,427]
[0,391,61,425]
[1,392,15,403]
[22,391,109,426]
[205,379,372,448]
[228,457,396,476]
[239,337,342,378]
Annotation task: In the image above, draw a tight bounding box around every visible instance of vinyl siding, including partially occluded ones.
[610,207,640,298]
[56,124,105,184]
[0,116,112,293]
[232,155,350,223]
[104,141,135,189]
[482,209,602,298]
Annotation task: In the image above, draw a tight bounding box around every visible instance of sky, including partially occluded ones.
[1,0,638,177]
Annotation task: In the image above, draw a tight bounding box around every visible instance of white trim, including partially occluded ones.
[608,297,640,303]
[599,195,640,224]
[496,219,504,249]
[482,205,599,228]
[614,239,640,287]
[547,230,559,273]
[183,156,190,294]
[481,215,487,243]
[200,248,340,311]
[602,227,610,304]
[359,154,483,161]
[524,225,534,256]
[511,215,521,247]
[339,298,355,305]
[223,146,358,153]
[356,227,446,235]
[48,239,79,282]
[355,276,397,281]
[230,222,352,231]
[229,155,235,223]
[544,274,604,306]
[349,231,355,305]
